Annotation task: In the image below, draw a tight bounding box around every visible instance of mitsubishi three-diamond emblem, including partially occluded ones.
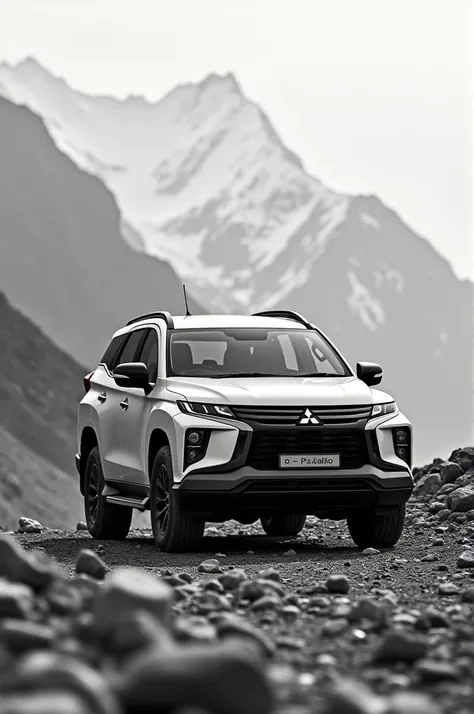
[297,408,320,425]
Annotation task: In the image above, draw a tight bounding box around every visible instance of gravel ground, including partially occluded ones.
[9,509,474,714]
[1,446,473,714]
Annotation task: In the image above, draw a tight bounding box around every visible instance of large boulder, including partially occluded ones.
[413,472,442,497]
[439,461,463,484]
[447,486,474,513]
[457,447,474,472]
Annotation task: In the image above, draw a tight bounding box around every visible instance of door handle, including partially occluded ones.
[97,392,107,403]
[120,398,129,411]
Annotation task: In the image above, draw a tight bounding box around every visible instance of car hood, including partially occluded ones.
[166,376,393,406]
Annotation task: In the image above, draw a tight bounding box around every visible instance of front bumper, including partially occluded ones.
[168,406,413,516]
[173,465,413,516]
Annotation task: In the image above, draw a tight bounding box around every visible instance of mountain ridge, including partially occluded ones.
[0,95,204,367]
[0,56,333,309]
[0,57,461,281]
[1,58,463,300]
[0,58,472,464]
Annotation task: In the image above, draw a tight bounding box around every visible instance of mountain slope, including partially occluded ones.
[0,425,83,531]
[0,59,472,464]
[268,195,473,466]
[0,289,85,528]
[0,289,84,474]
[0,94,202,368]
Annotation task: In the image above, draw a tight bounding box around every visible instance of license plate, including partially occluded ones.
[279,454,340,468]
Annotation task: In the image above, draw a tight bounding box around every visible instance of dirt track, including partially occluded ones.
[13,507,474,714]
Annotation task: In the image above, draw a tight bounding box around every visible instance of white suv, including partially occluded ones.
[76,310,413,552]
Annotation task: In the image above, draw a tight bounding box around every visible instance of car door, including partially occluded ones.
[90,333,128,482]
[105,327,149,483]
[118,327,159,484]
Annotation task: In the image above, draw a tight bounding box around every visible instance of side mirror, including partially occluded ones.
[356,361,383,387]
[113,362,150,391]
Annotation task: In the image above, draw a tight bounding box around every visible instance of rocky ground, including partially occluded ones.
[0,447,473,713]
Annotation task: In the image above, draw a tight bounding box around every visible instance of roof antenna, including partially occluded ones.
[183,284,191,317]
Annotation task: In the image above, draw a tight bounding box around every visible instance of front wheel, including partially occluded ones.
[84,446,132,540]
[347,505,406,549]
[260,514,306,536]
[150,446,205,552]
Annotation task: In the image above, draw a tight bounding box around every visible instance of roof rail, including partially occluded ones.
[126,311,174,328]
[251,310,313,330]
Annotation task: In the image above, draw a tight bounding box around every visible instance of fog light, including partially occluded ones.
[184,429,209,469]
[396,447,407,459]
[395,429,407,443]
[187,430,202,445]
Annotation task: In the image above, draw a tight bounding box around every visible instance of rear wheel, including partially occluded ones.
[347,505,405,549]
[260,514,306,536]
[150,446,205,552]
[84,446,132,540]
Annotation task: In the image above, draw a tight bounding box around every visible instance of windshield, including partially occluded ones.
[167,328,350,378]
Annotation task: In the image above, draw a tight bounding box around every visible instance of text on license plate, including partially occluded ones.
[279,454,340,468]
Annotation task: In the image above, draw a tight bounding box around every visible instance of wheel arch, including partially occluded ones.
[148,429,170,481]
[79,427,98,495]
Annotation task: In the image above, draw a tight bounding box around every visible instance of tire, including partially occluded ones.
[150,446,205,552]
[260,514,307,536]
[84,446,132,540]
[347,504,406,549]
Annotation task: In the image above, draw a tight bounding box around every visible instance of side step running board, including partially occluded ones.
[105,495,150,511]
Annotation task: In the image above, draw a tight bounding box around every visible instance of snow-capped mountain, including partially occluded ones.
[0,96,203,367]
[0,57,472,464]
[0,57,341,311]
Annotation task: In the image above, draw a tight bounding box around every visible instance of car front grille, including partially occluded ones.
[232,404,372,426]
[246,428,367,470]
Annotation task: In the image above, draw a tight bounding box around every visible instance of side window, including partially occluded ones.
[100,334,127,371]
[137,329,159,383]
[114,329,146,368]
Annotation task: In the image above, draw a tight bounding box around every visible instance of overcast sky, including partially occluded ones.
[1,0,472,279]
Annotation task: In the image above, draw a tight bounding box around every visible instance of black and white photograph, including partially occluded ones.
[0,1,473,712]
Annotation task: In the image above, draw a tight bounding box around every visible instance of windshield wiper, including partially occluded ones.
[298,373,339,377]
[211,372,285,379]
[210,372,338,379]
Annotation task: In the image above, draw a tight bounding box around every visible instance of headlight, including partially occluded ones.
[370,402,398,418]
[177,401,235,419]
